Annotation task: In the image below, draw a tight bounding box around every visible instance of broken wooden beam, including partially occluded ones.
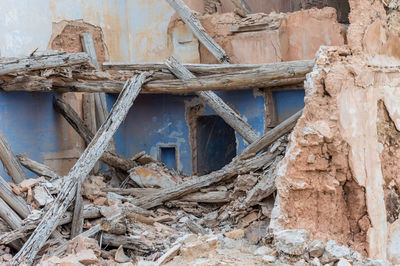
[0,198,23,230]
[0,175,30,218]
[54,98,136,172]
[0,52,90,76]
[134,151,277,209]
[180,191,230,203]
[166,0,230,63]
[0,205,101,245]
[16,154,60,180]
[0,129,27,184]
[1,60,313,93]
[166,57,259,143]
[12,73,149,265]
[241,109,303,157]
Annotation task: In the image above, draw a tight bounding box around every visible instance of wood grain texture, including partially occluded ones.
[0,129,28,183]
[0,52,90,75]
[17,154,60,180]
[11,73,149,265]
[0,175,30,218]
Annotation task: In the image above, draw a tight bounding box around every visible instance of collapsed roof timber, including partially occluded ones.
[0,0,399,265]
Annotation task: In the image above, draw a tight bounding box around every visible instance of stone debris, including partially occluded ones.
[0,0,398,265]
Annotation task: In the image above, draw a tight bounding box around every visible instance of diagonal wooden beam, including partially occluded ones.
[0,129,28,184]
[166,57,259,143]
[11,73,149,265]
[166,0,230,64]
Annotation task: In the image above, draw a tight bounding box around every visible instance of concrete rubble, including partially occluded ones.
[0,0,399,265]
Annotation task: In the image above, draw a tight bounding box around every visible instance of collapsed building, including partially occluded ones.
[0,0,398,265]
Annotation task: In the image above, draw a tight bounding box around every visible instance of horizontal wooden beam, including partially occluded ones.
[1,60,312,94]
[0,52,90,76]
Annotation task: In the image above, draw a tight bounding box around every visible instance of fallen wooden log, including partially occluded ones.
[0,205,101,245]
[0,129,27,184]
[240,109,302,157]
[166,0,230,63]
[54,98,136,172]
[180,191,230,203]
[0,52,90,75]
[101,233,153,253]
[16,154,60,180]
[101,187,159,196]
[0,197,22,230]
[0,175,30,218]
[134,151,278,209]
[12,73,149,265]
[166,57,259,143]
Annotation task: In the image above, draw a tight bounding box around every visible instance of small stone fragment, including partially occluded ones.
[33,185,53,207]
[274,229,309,255]
[323,240,351,263]
[253,245,275,256]
[76,249,99,265]
[115,245,130,263]
[224,229,245,240]
[308,240,325,258]
[337,258,352,266]
[262,255,276,263]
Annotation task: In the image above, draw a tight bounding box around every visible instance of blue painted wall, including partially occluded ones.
[0,91,61,181]
[105,89,304,175]
[0,89,304,181]
[273,90,305,122]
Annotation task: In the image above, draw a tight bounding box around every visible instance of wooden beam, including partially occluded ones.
[241,109,303,157]
[11,73,149,265]
[54,98,136,172]
[0,52,90,75]
[1,60,313,93]
[166,57,259,143]
[0,175,30,218]
[166,0,230,63]
[0,129,27,183]
[134,151,277,209]
[16,154,60,180]
[0,197,23,230]
[264,90,278,133]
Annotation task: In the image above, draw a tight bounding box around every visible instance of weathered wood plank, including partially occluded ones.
[0,129,28,184]
[241,109,303,157]
[180,191,230,203]
[0,175,30,218]
[17,154,60,180]
[1,60,313,93]
[264,89,278,132]
[54,98,136,172]
[0,52,90,75]
[0,198,23,230]
[11,73,149,265]
[0,205,101,245]
[166,0,230,63]
[134,151,277,209]
[166,57,259,143]
[73,33,102,238]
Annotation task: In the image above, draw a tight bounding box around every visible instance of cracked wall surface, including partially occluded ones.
[271,0,400,263]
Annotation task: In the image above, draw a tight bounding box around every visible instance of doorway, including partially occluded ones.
[196,115,236,175]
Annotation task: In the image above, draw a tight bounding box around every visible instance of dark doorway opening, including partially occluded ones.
[196,115,236,175]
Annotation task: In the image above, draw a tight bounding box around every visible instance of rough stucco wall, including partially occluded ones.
[198,7,345,64]
[0,0,201,63]
[270,0,400,263]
